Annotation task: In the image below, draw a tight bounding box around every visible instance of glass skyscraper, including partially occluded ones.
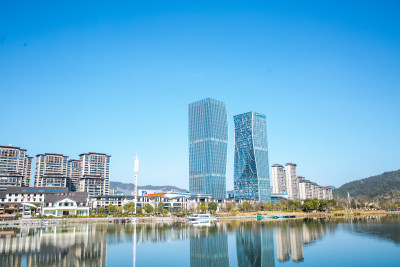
[234,112,271,202]
[189,98,228,199]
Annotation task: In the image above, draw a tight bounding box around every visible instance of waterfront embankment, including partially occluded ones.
[0,209,394,229]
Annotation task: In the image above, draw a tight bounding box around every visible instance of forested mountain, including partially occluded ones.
[334,169,400,200]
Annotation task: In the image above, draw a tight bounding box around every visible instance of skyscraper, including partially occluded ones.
[0,145,33,190]
[189,98,228,199]
[233,112,271,202]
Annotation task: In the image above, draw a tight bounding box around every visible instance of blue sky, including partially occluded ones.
[1,1,399,189]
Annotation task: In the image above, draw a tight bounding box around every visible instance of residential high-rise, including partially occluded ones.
[271,164,286,194]
[35,153,69,188]
[79,152,111,196]
[189,98,228,199]
[285,163,298,199]
[234,112,271,202]
[0,145,33,190]
[67,159,81,191]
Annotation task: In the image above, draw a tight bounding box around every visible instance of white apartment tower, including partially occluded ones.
[285,163,298,199]
[271,164,286,194]
[0,145,33,190]
[79,152,111,196]
[35,153,69,188]
[67,159,81,191]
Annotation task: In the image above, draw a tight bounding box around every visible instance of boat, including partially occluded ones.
[186,214,216,225]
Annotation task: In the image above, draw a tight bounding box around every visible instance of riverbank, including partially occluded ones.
[0,209,394,229]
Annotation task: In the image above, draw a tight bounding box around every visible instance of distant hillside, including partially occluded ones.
[110,181,188,193]
[334,169,400,199]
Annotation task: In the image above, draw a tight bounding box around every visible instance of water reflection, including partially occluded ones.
[236,222,274,267]
[0,217,399,267]
[190,225,230,267]
[0,225,107,267]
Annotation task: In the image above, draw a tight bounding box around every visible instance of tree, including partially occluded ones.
[162,209,168,215]
[241,201,252,212]
[328,199,337,209]
[226,202,235,212]
[136,207,142,214]
[207,202,218,213]
[107,204,118,214]
[144,204,154,214]
[123,202,135,212]
[303,199,314,212]
[200,203,207,213]
[262,202,273,211]
[318,199,328,211]
[252,202,261,211]
[97,207,106,214]
[157,202,164,214]
[312,198,319,210]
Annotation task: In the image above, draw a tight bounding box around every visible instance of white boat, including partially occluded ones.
[186,214,216,224]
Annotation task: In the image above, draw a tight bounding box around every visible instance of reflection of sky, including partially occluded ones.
[1,220,400,267]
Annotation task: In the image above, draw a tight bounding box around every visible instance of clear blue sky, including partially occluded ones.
[1,1,399,189]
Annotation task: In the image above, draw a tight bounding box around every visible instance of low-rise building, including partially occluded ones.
[42,193,90,217]
[91,195,134,209]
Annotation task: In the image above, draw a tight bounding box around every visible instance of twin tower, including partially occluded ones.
[189,98,271,202]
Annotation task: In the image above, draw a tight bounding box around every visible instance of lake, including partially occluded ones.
[0,216,399,266]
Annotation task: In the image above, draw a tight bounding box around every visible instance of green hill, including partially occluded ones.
[334,169,400,199]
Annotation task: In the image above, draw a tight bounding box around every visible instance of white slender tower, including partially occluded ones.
[134,154,139,213]
[133,154,138,267]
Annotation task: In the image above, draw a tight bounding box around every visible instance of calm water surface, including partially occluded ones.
[0,216,399,266]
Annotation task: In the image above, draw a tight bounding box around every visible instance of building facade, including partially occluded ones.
[79,152,111,195]
[271,164,286,194]
[285,163,298,199]
[189,98,228,199]
[67,159,81,191]
[35,153,69,188]
[0,145,33,190]
[233,112,271,202]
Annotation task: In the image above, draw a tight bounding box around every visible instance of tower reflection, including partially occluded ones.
[275,220,337,263]
[235,222,275,267]
[189,224,230,267]
[0,225,107,267]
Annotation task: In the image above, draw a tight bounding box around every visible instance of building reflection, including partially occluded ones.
[0,225,107,267]
[275,220,337,263]
[189,224,230,267]
[236,222,275,267]
[0,219,341,267]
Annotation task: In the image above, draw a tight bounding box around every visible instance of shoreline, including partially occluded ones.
[0,209,395,229]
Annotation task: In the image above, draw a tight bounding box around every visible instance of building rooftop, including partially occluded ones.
[5,186,69,194]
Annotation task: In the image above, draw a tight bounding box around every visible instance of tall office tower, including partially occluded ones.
[234,112,271,202]
[285,163,298,199]
[79,152,111,196]
[0,145,33,190]
[67,159,81,191]
[189,98,228,199]
[271,164,286,194]
[35,153,69,188]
